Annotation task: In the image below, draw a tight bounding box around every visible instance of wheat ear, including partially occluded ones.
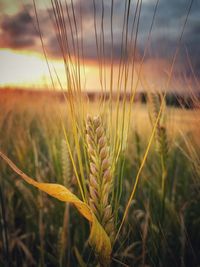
[86,115,115,243]
[61,139,73,187]
[148,93,169,158]
[148,92,169,227]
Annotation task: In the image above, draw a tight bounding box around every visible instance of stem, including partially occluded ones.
[157,153,167,267]
[38,194,45,267]
[0,185,10,267]
[161,154,167,224]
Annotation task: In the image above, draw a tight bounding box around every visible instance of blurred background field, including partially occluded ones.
[0,89,199,267]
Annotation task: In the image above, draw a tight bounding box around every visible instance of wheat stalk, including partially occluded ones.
[59,139,74,266]
[86,115,115,244]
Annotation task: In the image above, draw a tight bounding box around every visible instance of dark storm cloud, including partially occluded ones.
[183,20,200,74]
[0,0,140,62]
[0,0,199,72]
[0,7,38,48]
[133,0,200,74]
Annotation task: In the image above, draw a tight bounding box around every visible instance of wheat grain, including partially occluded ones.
[86,115,115,243]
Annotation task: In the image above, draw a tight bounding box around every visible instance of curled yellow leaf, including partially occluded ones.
[0,151,111,266]
[90,213,112,266]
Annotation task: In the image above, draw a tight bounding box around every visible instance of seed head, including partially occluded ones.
[86,115,115,243]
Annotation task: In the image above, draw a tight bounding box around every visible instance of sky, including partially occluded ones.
[0,0,199,92]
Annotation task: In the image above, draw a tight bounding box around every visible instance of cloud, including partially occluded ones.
[0,0,199,73]
[0,6,38,49]
[0,1,141,62]
[136,0,200,74]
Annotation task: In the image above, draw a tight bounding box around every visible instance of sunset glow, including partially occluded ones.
[0,49,103,90]
[0,49,65,87]
[0,49,49,87]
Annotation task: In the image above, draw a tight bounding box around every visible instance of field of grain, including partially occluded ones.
[0,90,199,267]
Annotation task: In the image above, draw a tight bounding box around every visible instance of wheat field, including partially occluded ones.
[0,90,199,267]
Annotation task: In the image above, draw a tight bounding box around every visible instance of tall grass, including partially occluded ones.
[0,92,200,266]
